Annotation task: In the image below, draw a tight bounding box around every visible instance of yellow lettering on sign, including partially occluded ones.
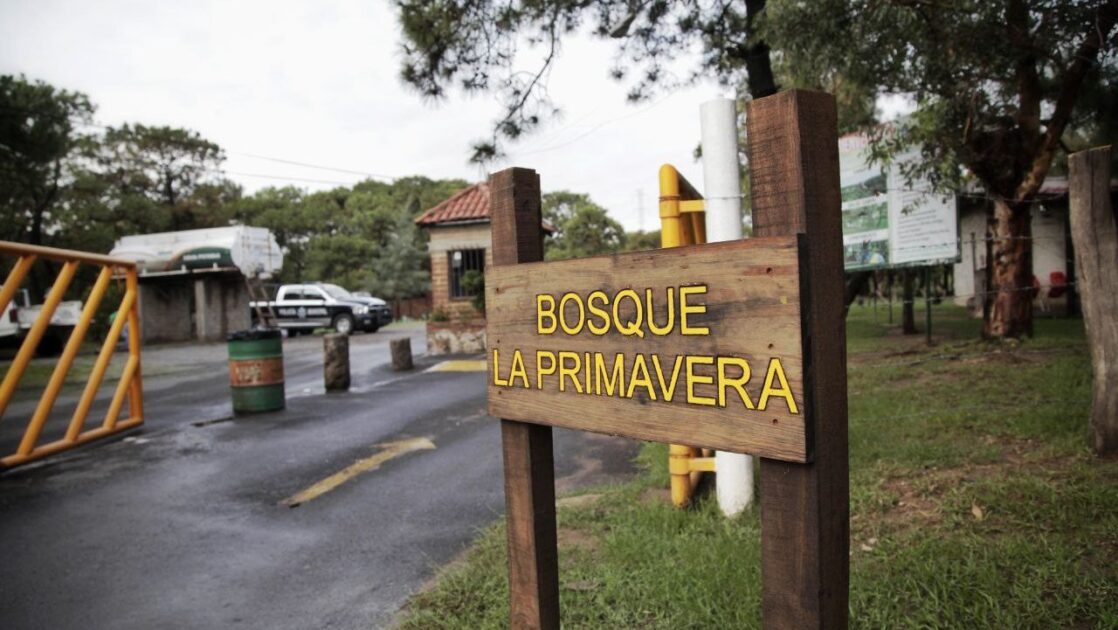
[651,354,683,402]
[559,292,586,335]
[625,354,656,400]
[492,349,508,386]
[558,351,583,393]
[758,358,798,414]
[509,349,529,388]
[679,285,710,335]
[612,289,645,338]
[536,350,556,389]
[685,355,716,406]
[646,287,675,336]
[586,291,610,335]
[594,352,625,396]
[537,294,557,334]
[717,356,755,409]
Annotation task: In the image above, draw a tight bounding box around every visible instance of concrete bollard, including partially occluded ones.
[324,333,350,391]
[390,337,413,371]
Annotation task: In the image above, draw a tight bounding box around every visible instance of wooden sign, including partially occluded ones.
[486,237,810,462]
[488,89,849,630]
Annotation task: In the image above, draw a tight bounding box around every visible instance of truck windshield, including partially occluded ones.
[321,284,351,299]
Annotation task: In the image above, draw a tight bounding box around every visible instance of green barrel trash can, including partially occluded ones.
[227,329,285,413]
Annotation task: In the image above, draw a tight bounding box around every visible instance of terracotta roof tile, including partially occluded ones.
[416,181,556,232]
[415,182,490,226]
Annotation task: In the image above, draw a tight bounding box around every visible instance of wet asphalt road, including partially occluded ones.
[0,326,638,629]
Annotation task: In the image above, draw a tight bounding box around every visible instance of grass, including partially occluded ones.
[397,303,1118,629]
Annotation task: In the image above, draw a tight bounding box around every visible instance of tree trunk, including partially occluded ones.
[1068,146,1118,456]
[902,269,916,334]
[323,333,350,392]
[842,270,872,317]
[984,199,1034,338]
[744,0,778,99]
[390,337,414,371]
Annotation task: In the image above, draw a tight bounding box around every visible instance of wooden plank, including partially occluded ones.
[747,90,850,628]
[489,167,560,630]
[486,236,809,462]
[1068,145,1118,456]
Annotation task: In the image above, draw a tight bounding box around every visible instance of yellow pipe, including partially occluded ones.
[124,267,143,422]
[0,239,135,267]
[0,254,36,314]
[103,354,138,430]
[690,211,706,245]
[658,164,684,249]
[0,260,79,419]
[1,417,143,469]
[660,164,713,507]
[688,457,717,473]
[21,266,112,452]
[69,288,136,431]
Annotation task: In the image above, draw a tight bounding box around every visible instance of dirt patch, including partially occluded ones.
[557,527,600,553]
[639,487,672,506]
[864,436,1083,539]
[557,493,602,509]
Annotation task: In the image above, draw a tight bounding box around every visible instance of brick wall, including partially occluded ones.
[427,222,491,321]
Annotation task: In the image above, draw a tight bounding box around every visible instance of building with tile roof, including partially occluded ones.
[415,181,491,227]
[415,183,495,330]
[418,179,556,341]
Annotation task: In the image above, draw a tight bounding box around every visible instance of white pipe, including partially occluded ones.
[700,97,754,517]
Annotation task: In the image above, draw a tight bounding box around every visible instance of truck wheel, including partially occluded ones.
[332,314,354,336]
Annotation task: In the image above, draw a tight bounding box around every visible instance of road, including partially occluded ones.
[0,325,638,629]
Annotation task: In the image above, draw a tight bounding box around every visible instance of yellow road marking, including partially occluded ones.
[281,437,436,507]
[426,360,487,372]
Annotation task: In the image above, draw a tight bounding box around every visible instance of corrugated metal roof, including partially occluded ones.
[415,182,490,226]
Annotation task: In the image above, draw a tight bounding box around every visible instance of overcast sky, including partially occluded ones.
[0,0,755,232]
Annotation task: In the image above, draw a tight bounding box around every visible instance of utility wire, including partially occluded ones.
[224,152,398,181]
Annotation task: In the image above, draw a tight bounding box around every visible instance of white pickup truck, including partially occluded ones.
[0,290,84,355]
[250,283,392,335]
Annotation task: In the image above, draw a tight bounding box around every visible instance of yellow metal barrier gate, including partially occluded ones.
[0,241,143,468]
[659,165,717,507]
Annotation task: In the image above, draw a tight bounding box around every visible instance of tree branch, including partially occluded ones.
[1016,0,1118,199]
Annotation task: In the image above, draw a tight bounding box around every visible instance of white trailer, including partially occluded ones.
[109,226,283,278]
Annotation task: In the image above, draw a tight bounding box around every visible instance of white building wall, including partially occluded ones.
[953,209,987,309]
[952,203,1068,313]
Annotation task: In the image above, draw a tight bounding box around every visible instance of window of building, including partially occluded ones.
[448,249,485,299]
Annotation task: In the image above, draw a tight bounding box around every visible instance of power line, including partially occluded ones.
[217,169,360,187]
[226,151,398,181]
[74,117,404,183]
[505,88,682,158]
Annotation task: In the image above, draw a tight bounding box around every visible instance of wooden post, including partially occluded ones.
[323,333,350,391]
[488,167,560,629]
[390,337,413,371]
[746,90,850,628]
[1068,145,1118,456]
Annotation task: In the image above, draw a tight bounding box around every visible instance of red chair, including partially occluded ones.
[1048,271,1068,299]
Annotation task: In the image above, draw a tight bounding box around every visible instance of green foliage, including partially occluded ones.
[366,211,431,301]
[234,178,466,297]
[460,269,485,314]
[0,75,464,307]
[765,0,1118,200]
[395,1,779,162]
[399,306,1118,628]
[230,186,314,282]
[542,191,626,260]
[0,74,94,245]
[622,229,661,252]
[76,123,236,232]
